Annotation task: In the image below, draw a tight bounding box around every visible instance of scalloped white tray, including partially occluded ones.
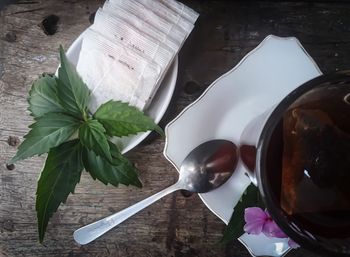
[163,35,322,257]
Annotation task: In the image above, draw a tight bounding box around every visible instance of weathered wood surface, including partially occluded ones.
[1,1,350,256]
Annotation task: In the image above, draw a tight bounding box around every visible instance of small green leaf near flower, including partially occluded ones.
[221,184,259,244]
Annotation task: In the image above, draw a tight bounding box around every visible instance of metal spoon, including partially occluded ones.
[73,140,238,245]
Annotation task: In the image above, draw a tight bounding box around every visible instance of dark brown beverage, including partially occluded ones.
[264,81,350,253]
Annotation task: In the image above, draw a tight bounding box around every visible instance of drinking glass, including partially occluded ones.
[241,71,350,256]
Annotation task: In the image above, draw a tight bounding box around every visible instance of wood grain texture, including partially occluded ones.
[1,0,350,256]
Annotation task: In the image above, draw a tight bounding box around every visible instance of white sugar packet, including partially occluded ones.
[77,28,162,111]
[159,0,199,24]
[132,0,197,28]
[135,0,199,24]
[107,0,194,36]
[93,8,175,71]
[102,2,183,49]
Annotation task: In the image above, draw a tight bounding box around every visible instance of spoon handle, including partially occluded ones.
[73,182,182,245]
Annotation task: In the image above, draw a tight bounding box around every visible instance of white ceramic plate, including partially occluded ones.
[65,30,178,153]
[163,35,322,257]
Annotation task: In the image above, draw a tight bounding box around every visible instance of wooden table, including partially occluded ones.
[1,1,349,256]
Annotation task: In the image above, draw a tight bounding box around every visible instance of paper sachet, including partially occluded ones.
[159,0,199,24]
[77,0,198,112]
[135,0,199,24]
[107,0,194,37]
[102,1,183,49]
[77,29,162,111]
[93,8,175,71]
[104,0,189,40]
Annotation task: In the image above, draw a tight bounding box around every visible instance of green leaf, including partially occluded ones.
[108,141,142,187]
[82,141,142,187]
[79,119,112,162]
[221,184,260,244]
[94,100,163,137]
[10,113,80,163]
[36,139,83,243]
[28,75,67,118]
[57,45,90,119]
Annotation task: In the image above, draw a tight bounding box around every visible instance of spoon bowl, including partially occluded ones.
[179,140,238,193]
[73,139,237,245]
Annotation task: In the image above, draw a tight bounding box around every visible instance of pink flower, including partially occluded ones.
[243,207,269,235]
[288,238,300,249]
[244,207,299,249]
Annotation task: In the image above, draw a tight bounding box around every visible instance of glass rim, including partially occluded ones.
[256,70,350,256]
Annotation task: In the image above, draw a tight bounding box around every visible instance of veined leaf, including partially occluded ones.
[10,113,80,163]
[108,142,142,187]
[28,75,66,118]
[57,45,90,119]
[221,184,260,244]
[36,139,83,243]
[82,141,142,188]
[93,100,163,137]
[79,119,112,162]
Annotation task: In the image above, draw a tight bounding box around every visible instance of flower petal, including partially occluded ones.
[288,239,300,249]
[262,220,287,238]
[244,207,268,223]
[244,220,265,235]
[244,207,268,235]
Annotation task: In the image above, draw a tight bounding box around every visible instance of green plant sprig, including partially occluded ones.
[10,46,163,243]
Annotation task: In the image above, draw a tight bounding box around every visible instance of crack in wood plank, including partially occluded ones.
[8,7,44,15]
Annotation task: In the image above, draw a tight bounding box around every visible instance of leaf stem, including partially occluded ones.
[83,110,89,122]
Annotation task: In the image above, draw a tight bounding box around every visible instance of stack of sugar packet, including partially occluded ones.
[76,0,199,112]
